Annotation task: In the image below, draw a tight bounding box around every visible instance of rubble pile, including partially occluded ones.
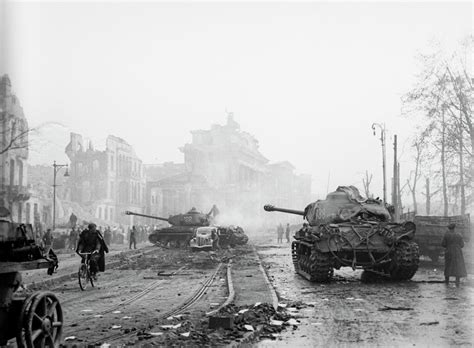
[132,302,304,346]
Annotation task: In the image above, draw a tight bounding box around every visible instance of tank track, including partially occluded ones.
[291,241,299,271]
[389,240,420,280]
[293,241,334,282]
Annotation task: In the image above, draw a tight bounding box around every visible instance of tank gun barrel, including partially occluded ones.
[124,211,169,222]
[263,205,305,216]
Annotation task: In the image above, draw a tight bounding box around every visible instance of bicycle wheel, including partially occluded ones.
[78,264,89,291]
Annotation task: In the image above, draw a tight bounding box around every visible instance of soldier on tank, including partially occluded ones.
[441,223,467,286]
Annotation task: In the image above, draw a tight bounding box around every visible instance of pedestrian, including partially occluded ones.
[104,226,112,246]
[42,229,53,255]
[285,223,291,243]
[277,224,284,244]
[442,223,467,286]
[68,227,78,250]
[129,226,137,249]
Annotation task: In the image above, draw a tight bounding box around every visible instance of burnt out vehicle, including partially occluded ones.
[125,208,214,248]
[217,226,249,248]
[264,186,419,282]
[0,207,63,347]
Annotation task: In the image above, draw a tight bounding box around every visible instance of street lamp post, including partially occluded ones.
[371,123,387,204]
[52,161,69,230]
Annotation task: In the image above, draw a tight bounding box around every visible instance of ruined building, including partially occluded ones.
[66,133,146,225]
[146,114,312,225]
[0,75,30,221]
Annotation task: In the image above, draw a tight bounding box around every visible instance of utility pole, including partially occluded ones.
[372,123,387,204]
[392,134,399,221]
[52,161,69,230]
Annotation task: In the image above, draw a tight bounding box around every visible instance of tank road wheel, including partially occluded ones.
[148,234,159,244]
[291,242,300,272]
[389,240,420,280]
[309,249,333,283]
[22,291,63,348]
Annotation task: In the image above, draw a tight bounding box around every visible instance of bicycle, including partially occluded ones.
[78,252,97,291]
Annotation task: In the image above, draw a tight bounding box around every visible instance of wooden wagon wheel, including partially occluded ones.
[22,291,63,348]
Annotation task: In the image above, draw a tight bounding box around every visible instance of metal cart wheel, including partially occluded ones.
[15,292,39,347]
[22,291,63,348]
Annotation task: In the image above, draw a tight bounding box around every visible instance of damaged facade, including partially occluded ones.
[0,75,31,222]
[65,133,146,225]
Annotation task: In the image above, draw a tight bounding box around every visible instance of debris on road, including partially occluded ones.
[244,324,255,331]
[420,321,439,326]
[378,306,414,311]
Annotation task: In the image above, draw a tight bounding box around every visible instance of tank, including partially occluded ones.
[263,186,420,282]
[125,207,214,248]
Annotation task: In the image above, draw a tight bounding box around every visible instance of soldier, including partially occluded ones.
[277,224,284,244]
[285,223,291,243]
[129,226,137,249]
[441,223,467,286]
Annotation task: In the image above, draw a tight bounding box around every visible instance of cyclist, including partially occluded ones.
[76,223,104,279]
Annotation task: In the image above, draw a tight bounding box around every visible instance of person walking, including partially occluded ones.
[442,223,467,286]
[104,226,112,246]
[277,224,284,244]
[285,223,291,243]
[42,229,53,255]
[68,227,78,250]
[129,226,137,249]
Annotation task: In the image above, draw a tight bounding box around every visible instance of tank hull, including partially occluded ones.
[291,222,419,282]
[148,226,195,248]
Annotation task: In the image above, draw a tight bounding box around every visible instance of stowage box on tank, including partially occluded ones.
[264,186,420,282]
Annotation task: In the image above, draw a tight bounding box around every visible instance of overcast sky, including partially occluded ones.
[1,1,472,199]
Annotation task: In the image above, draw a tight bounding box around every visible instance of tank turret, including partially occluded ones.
[125,208,212,227]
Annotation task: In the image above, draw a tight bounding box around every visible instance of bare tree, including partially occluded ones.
[362,170,373,198]
[0,120,31,155]
[402,39,473,216]
[406,138,424,215]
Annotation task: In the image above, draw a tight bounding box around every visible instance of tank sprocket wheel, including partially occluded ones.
[309,249,333,282]
[389,240,420,280]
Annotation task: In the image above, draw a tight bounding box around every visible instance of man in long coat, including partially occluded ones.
[441,223,467,285]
